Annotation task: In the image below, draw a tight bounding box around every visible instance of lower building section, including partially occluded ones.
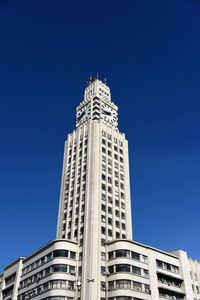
[0,239,199,300]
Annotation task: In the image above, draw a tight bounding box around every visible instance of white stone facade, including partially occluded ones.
[0,78,199,300]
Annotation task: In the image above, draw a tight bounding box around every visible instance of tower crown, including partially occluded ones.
[76,77,118,128]
[84,77,111,102]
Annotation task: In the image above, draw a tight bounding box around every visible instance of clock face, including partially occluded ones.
[101,102,117,126]
[77,103,91,125]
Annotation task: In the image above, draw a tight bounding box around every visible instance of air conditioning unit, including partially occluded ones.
[70,270,76,275]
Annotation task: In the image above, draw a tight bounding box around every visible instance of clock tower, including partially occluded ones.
[56,76,132,300]
[76,76,118,128]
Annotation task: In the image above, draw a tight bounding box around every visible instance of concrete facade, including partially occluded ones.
[0,77,199,300]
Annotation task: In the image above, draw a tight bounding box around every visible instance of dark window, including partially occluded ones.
[108,265,114,274]
[101,227,106,234]
[116,250,130,258]
[116,232,120,239]
[108,229,112,237]
[101,204,106,212]
[108,207,112,214]
[102,174,106,181]
[132,252,140,260]
[132,266,141,275]
[102,183,106,191]
[108,217,112,225]
[108,251,114,259]
[52,264,67,273]
[116,264,130,273]
[53,250,68,258]
[108,186,112,193]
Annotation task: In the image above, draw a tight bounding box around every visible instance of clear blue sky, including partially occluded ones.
[0,0,200,272]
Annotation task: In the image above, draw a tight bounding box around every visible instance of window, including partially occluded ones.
[108,177,112,183]
[116,232,120,239]
[102,193,106,201]
[101,239,106,246]
[102,183,106,191]
[132,252,140,261]
[108,196,112,203]
[102,164,106,171]
[102,147,106,153]
[102,156,106,162]
[101,227,106,234]
[102,139,106,145]
[101,215,106,223]
[53,250,68,258]
[101,252,106,261]
[142,255,148,263]
[69,265,75,275]
[115,190,119,196]
[121,212,125,219]
[108,158,112,165]
[116,280,131,289]
[102,174,106,181]
[101,281,106,291]
[108,251,114,259]
[133,281,142,291]
[116,250,130,258]
[108,142,111,148]
[115,210,120,217]
[115,180,119,187]
[52,265,67,273]
[108,229,112,237]
[108,167,112,174]
[115,199,119,206]
[70,251,76,259]
[108,265,114,274]
[132,266,141,276]
[108,217,112,225]
[144,269,149,278]
[108,186,112,193]
[101,204,106,212]
[108,207,112,214]
[116,264,130,273]
[122,223,126,230]
[116,220,120,227]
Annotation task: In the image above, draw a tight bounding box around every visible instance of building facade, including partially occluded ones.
[0,77,200,300]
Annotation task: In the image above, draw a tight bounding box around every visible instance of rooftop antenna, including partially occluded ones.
[104,78,107,85]
[97,72,99,80]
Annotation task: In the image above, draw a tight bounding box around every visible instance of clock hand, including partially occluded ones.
[102,110,111,116]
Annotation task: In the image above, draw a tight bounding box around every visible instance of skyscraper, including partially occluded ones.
[56,76,132,299]
[0,77,198,300]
